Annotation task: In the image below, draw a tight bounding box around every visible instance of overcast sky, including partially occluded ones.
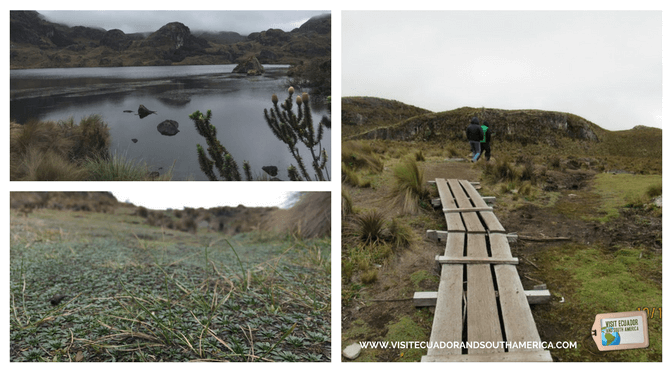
[342,11,662,131]
[38,10,329,35]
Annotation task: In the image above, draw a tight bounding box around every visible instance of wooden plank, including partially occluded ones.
[427,264,464,356]
[462,212,486,233]
[494,264,545,348]
[465,234,503,354]
[414,291,438,307]
[422,350,553,362]
[459,179,489,208]
[489,233,514,259]
[443,206,493,213]
[525,290,552,305]
[444,232,465,257]
[414,289,552,307]
[427,232,464,356]
[435,178,457,209]
[480,211,506,233]
[443,212,466,232]
[436,256,519,265]
[436,179,466,232]
[447,179,471,208]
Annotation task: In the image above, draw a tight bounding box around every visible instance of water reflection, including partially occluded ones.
[10,65,331,181]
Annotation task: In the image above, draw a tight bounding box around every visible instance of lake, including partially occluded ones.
[10,65,331,181]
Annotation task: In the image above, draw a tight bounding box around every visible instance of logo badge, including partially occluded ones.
[591,311,649,351]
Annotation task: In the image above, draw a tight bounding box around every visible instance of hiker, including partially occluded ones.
[477,120,492,161]
[466,117,484,162]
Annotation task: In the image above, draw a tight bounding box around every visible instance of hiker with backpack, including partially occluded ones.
[477,120,492,162]
[466,117,484,162]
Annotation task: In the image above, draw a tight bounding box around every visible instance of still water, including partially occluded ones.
[10,65,331,181]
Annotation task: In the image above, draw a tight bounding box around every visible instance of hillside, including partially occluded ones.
[9,11,330,69]
[9,192,330,239]
[342,96,661,162]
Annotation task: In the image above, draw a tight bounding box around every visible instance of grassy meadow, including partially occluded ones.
[10,202,331,362]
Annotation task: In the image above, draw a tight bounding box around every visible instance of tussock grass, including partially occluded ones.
[342,140,384,173]
[10,116,177,181]
[85,153,173,181]
[390,157,428,215]
[11,147,89,181]
[354,210,386,245]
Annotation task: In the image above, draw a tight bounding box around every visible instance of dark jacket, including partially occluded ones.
[466,122,484,142]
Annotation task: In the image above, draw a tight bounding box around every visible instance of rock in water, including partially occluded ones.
[262,165,278,177]
[157,120,179,136]
[131,138,138,143]
[138,104,156,118]
[232,56,265,75]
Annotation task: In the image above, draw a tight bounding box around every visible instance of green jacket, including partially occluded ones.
[480,125,491,143]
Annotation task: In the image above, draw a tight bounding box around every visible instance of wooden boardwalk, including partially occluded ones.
[421,179,552,362]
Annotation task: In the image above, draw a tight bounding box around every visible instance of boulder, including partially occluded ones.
[157,120,179,136]
[138,104,156,118]
[232,56,264,75]
[262,165,278,177]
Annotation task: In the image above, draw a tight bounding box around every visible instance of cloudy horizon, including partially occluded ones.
[37,10,330,35]
[342,11,662,131]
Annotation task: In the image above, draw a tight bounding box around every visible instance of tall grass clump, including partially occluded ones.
[341,140,384,173]
[85,153,172,181]
[355,210,386,245]
[391,157,428,214]
[12,147,88,181]
[10,115,112,181]
[482,156,519,184]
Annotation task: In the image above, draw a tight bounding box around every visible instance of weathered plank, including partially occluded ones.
[462,212,486,233]
[422,350,553,362]
[414,289,553,307]
[436,178,465,231]
[413,291,438,307]
[447,179,471,207]
[427,232,465,356]
[427,264,464,355]
[435,178,457,209]
[459,179,489,208]
[436,256,519,265]
[466,234,503,354]
[443,206,493,213]
[489,233,514,259]
[480,211,506,233]
[494,264,545,348]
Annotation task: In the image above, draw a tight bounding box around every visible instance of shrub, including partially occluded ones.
[136,206,149,218]
[646,183,662,198]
